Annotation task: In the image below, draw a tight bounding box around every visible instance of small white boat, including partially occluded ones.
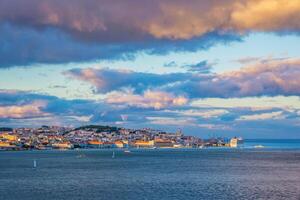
[124,150,131,153]
[33,159,37,168]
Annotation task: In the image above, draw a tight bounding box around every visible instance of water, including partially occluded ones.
[244,139,300,149]
[0,141,300,200]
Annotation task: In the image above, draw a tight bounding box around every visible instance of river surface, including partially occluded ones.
[0,140,300,200]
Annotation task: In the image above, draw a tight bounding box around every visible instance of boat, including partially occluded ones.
[112,151,115,158]
[230,137,244,148]
[33,159,37,168]
[124,149,131,153]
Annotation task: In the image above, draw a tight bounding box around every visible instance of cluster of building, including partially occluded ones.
[0,125,243,150]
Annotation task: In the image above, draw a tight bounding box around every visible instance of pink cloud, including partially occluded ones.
[221,58,300,96]
[66,58,300,98]
[106,90,188,109]
[1,0,300,42]
[0,101,49,119]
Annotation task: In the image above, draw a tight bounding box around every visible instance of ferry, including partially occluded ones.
[230,137,244,148]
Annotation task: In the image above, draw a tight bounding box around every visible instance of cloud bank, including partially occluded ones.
[1,0,300,41]
[0,101,49,119]
[1,0,300,66]
[64,68,190,93]
[66,58,300,98]
[106,90,188,110]
[1,89,299,138]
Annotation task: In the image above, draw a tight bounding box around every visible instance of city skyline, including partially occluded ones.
[1,0,300,138]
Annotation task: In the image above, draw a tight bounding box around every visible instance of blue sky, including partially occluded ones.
[1,0,300,138]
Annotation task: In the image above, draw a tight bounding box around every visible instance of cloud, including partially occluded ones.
[163,61,177,67]
[172,58,300,98]
[234,56,291,65]
[146,116,197,126]
[2,0,296,41]
[68,115,93,123]
[66,58,300,98]
[0,89,56,106]
[235,56,262,64]
[0,89,103,121]
[145,0,300,39]
[64,68,189,93]
[169,109,229,119]
[191,96,300,110]
[146,116,231,130]
[0,23,145,67]
[0,23,239,67]
[0,101,49,119]
[0,89,189,126]
[106,90,188,110]
[237,111,285,121]
[48,85,67,89]
[163,60,214,73]
[1,0,300,67]
[230,0,300,33]
[1,89,300,137]
[182,60,214,73]
[219,58,300,96]
[2,0,232,41]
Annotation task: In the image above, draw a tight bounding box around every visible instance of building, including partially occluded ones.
[114,141,124,148]
[87,140,103,148]
[52,142,73,149]
[0,142,17,150]
[154,139,174,148]
[102,142,114,148]
[0,133,18,142]
[133,140,154,148]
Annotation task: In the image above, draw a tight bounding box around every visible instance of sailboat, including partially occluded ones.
[33,159,37,168]
[112,151,115,158]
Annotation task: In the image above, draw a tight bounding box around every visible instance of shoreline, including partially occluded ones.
[2,146,300,152]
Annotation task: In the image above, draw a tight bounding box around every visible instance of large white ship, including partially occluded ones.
[230,137,244,148]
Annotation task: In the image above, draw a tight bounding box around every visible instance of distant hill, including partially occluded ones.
[74,125,120,133]
[0,127,13,132]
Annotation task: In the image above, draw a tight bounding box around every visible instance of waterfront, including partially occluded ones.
[1,141,300,200]
[0,125,243,150]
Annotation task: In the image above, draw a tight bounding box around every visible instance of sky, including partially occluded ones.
[1,0,300,138]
